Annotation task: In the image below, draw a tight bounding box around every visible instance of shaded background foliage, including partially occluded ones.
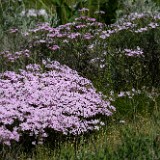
[0,0,160,90]
[0,0,160,26]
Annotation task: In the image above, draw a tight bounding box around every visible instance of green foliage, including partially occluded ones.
[108,14,160,88]
[0,88,159,160]
[79,0,119,24]
[2,103,160,160]
[0,0,160,159]
[117,0,159,18]
[35,0,87,26]
[114,125,160,159]
[99,0,119,24]
[0,0,50,53]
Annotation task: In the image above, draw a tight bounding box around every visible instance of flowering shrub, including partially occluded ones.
[1,10,159,93]
[0,49,31,73]
[27,17,107,75]
[0,60,115,146]
[1,2,160,89]
[108,12,160,89]
[20,10,159,91]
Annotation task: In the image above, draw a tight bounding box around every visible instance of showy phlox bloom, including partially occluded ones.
[0,49,30,62]
[0,60,115,146]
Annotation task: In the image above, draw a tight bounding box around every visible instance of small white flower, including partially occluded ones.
[88,44,94,49]
[119,120,125,124]
[38,9,48,18]
[118,92,125,97]
[27,9,37,17]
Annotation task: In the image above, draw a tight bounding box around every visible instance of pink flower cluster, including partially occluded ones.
[29,16,105,46]
[0,60,115,145]
[28,13,159,55]
[124,47,143,57]
[0,49,30,62]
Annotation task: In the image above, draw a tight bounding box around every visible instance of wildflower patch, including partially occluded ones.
[0,60,115,146]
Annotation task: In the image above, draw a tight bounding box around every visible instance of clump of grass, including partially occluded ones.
[18,111,160,160]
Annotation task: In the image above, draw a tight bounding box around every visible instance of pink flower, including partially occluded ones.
[0,60,115,145]
[49,45,60,51]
